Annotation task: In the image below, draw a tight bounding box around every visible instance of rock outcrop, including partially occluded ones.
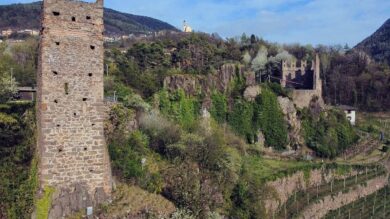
[48,184,108,219]
[163,63,247,97]
[163,74,199,96]
[277,97,303,148]
[244,85,261,101]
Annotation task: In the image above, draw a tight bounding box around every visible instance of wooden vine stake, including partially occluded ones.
[384,187,387,218]
[373,190,377,215]
[344,177,346,189]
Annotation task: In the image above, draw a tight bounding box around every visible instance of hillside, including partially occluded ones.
[354,19,390,64]
[0,1,178,36]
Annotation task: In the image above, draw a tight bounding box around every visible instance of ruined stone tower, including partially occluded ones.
[37,0,111,216]
[280,54,323,108]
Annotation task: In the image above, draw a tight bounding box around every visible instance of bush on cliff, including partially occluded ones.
[254,87,288,150]
[210,91,228,124]
[0,102,37,219]
[301,108,359,158]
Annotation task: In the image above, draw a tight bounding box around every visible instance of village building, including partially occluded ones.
[1,29,13,37]
[16,86,37,101]
[183,20,193,33]
[17,29,39,36]
[338,105,357,125]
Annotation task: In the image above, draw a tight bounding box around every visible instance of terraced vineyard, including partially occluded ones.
[274,166,387,219]
[324,185,390,219]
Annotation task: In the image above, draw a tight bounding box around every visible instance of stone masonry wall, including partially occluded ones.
[264,168,362,216]
[301,175,388,219]
[37,0,112,213]
[291,89,323,109]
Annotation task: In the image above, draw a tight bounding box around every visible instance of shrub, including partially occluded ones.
[144,173,164,194]
[228,99,255,143]
[109,142,144,179]
[139,112,181,154]
[108,131,149,180]
[169,209,196,219]
[210,91,227,124]
[0,106,37,219]
[105,105,135,145]
[267,82,289,97]
[301,108,359,158]
[157,89,199,131]
[254,88,288,150]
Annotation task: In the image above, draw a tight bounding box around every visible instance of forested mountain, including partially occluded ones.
[354,19,390,65]
[0,1,178,35]
[319,19,390,112]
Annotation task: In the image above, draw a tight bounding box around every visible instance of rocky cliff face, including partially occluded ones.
[163,74,200,96]
[277,97,303,149]
[163,63,247,97]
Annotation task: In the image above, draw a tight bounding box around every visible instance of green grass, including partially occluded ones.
[0,112,18,124]
[357,113,390,137]
[35,187,55,219]
[243,156,320,183]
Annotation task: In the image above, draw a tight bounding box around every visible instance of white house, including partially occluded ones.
[338,105,357,125]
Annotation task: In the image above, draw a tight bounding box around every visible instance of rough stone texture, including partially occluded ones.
[277,97,303,148]
[264,168,362,216]
[37,0,112,216]
[96,184,176,219]
[281,54,324,109]
[291,89,323,109]
[243,85,261,101]
[163,74,199,96]
[104,103,138,138]
[256,131,265,147]
[244,71,256,86]
[301,176,388,219]
[49,183,95,218]
[216,63,245,92]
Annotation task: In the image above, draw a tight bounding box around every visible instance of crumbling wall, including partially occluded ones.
[291,89,323,109]
[37,0,111,217]
[282,54,324,109]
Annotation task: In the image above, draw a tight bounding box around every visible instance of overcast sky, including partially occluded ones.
[1,0,389,46]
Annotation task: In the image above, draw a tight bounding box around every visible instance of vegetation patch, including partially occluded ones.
[35,187,55,219]
[0,103,38,218]
[301,107,359,158]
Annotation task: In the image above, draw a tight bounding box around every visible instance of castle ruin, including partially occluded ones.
[281,54,323,108]
[37,0,111,217]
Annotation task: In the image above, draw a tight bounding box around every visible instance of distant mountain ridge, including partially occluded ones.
[0,1,178,36]
[354,19,390,65]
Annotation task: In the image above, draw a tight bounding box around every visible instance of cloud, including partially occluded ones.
[1,0,389,45]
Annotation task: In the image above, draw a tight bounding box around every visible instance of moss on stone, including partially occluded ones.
[36,186,55,219]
